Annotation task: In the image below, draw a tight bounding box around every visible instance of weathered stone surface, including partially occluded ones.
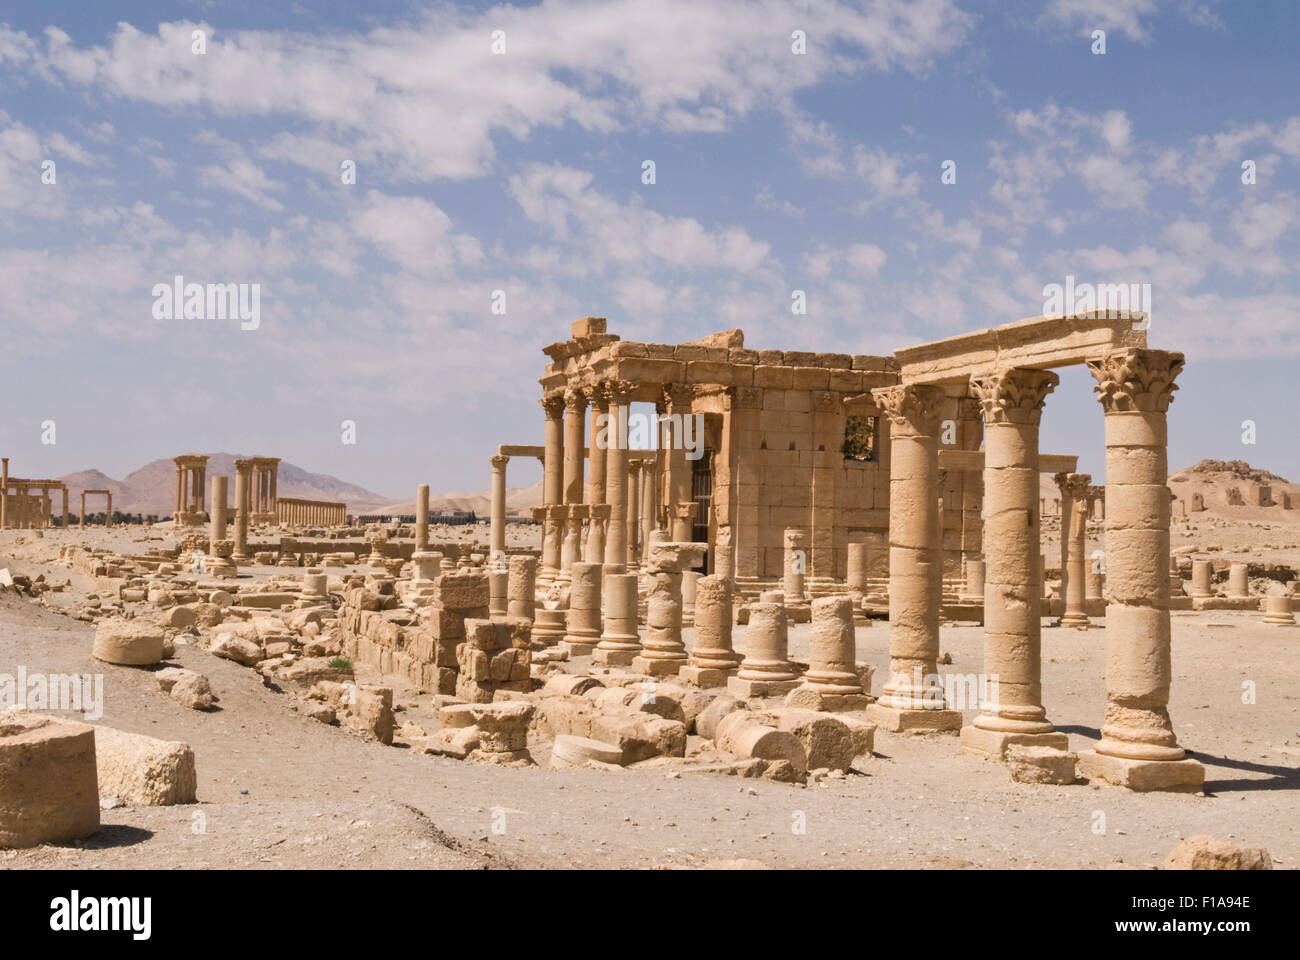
[93,618,165,666]
[775,709,855,772]
[209,632,264,666]
[697,694,745,740]
[155,667,214,711]
[93,725,197,806]
[1006,744,1078,785]
[0,713,100,848]
[715,711,807,774]
[1164,836,1272,870]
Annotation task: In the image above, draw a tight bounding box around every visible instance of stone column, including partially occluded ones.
[489,457,507,561]
[206,476,234,577]
[729,600,800,696]
[1227,562,1249,599]
[627,459,642,567]
[640,459,655,570]
[416,483,430,552]
[962,368,1065,759]
[1263,595,1296,626]
[1059,473,1093,628]
[788,595,870,711]
[561,387,587,577]
[1078,349,1203,791]
[563,386,586,506]
[961,558,986,603]
[0,457,7,529]
[232,462,251,563]
[866,383,961,733]
[540,392,565,581]
[1054,472,1072,612]
[1189,559,1212,598]
[61,487,68,529]
[562,560,602,656]
[603,381,630,570]
[585,385,609,562]
[506,555,537,621]
[593,571,640,665]
[681,574,739,687]
[632,541,706,676]
[79,492,85,528]
[664,383,694,541]
[846,537,869,600]
[783,528,808,602]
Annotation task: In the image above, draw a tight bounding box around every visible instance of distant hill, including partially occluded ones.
[57,455,396,518]
[375,480,544,518]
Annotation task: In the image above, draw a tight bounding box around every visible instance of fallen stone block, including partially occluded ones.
[93,725,197,806]
[715,712,807,774]
[1164,836,1272,870]
[93,618,165,666]
[775,709,855,772]
[1006,744,1078,785]
[209,632,264,666]
[551,734,625,769]
[155,667,214,711]
[591,713,686,764]
[0,713,100,848]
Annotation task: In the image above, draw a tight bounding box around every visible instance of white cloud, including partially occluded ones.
[11,2,972,183]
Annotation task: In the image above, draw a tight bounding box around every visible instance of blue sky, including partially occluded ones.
[1,0,1297,498]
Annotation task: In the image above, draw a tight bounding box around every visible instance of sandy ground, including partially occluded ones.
[2,525,1297,871]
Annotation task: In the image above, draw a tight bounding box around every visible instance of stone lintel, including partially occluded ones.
[896,311,1149,385]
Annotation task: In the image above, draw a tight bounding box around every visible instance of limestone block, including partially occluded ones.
[434,572,490,610]
[551,734,625,768]
[93,618,165,666]
[353,686,395,745]
[0,714,100,848]
[1164,835,1272,870]
[715,711,807,774]
[1006,744,1078,785]
[93,726,197,806]
[590,713,686,763]
[155,667,214,711]
[775,710,855,771]
[209,632,264,666]
[697,694,746,740]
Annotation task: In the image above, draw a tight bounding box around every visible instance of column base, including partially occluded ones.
[679,665,738,688]
[1076,750,1204,792]
[631,655,686,677]
[1058,612,1092,628]
[206,558,238,579]
[562,639,597,658]
[865,703,963,734]
[726,675,801,698]
[784,687,873,713]
[960,725,1068,760]
[592,647,638,666]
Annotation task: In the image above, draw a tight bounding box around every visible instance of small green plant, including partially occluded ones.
[327,657,353,671]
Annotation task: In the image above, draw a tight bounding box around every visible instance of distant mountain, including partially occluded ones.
[58,455,396,517]
[372,480,544,518]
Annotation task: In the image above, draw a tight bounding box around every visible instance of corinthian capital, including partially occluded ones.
[1087,348,1184,413]
[1055,472,1092,499]
[870,383,946,432]
[541,391,566,417]
[970,367,1059,425]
